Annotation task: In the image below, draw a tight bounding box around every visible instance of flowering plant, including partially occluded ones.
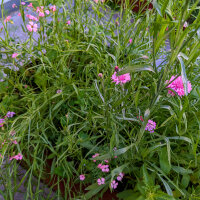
[0,0,200,199]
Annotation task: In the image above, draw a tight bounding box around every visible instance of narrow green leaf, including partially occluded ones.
[172,166,193,175]
[178,55,188,96]
[159,147,171,174]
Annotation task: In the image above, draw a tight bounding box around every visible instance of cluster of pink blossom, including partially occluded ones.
[50,5,56,12]
[166,75,192,97]
[98,164,110,172]
[13,3,57,33]
[9,153,23,161]
[92,153,99,162]
[111,172,125,189]
[111,66,131,85]
[79,151,125,191]
[117,172,124,181]
[145,119,156,133]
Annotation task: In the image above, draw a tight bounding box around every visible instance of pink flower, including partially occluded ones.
[0,119,5,127]
[36,7,45,17]
[79,174,85,181]
[97,178,105,185]
[45,10,50,15]
[27,3,33,8]
[97,163,102,169]
[50,5,56,12]
[115,66,119,72]
[142,55,149,59]
[26,14,38,21]
[183,21,188,28]
[67,20,71,25]
[6,111,15,118]
[129,38,133,44]
[98,73,103,78]
[117,172,124,181]
[21,2,25,5]
[94,0,105,3]
[111,180,118,189]
[10,153,23,161]
[13,140,18,145]
[111,71,131,85]
[104,160,109,163]
[12,4,16,8]
[12,53,18,58]
[97,164,109,172]
[145,119,156,133]
[18,13,21,17]
[27,21,38,32]
[4,16,11,23]
[39,12,45,17]
[92,153,99,162]
[56,89,62,94]
[100,165,109,172]
[137,116,144,122]
[10,131,16,136]
[166,75,192,97]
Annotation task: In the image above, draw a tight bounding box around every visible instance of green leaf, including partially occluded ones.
[159,147,171,174]
[181,174,190,188]
[94,144,135,161]
[153,0,162,16]
[135,81,141,108]
[117,190,140,200]
[178,55,188,96]
[54,166,65,178]
[118,65,155,75]
[158,175,173,196]
[84,179,110,199]
[142,164,152,187]
[172,166,193,175]
[167,136,192,144]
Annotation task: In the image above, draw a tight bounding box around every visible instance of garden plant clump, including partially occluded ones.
[1,0,200,199]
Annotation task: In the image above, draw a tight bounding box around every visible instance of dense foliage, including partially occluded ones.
[0,0,200,199]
